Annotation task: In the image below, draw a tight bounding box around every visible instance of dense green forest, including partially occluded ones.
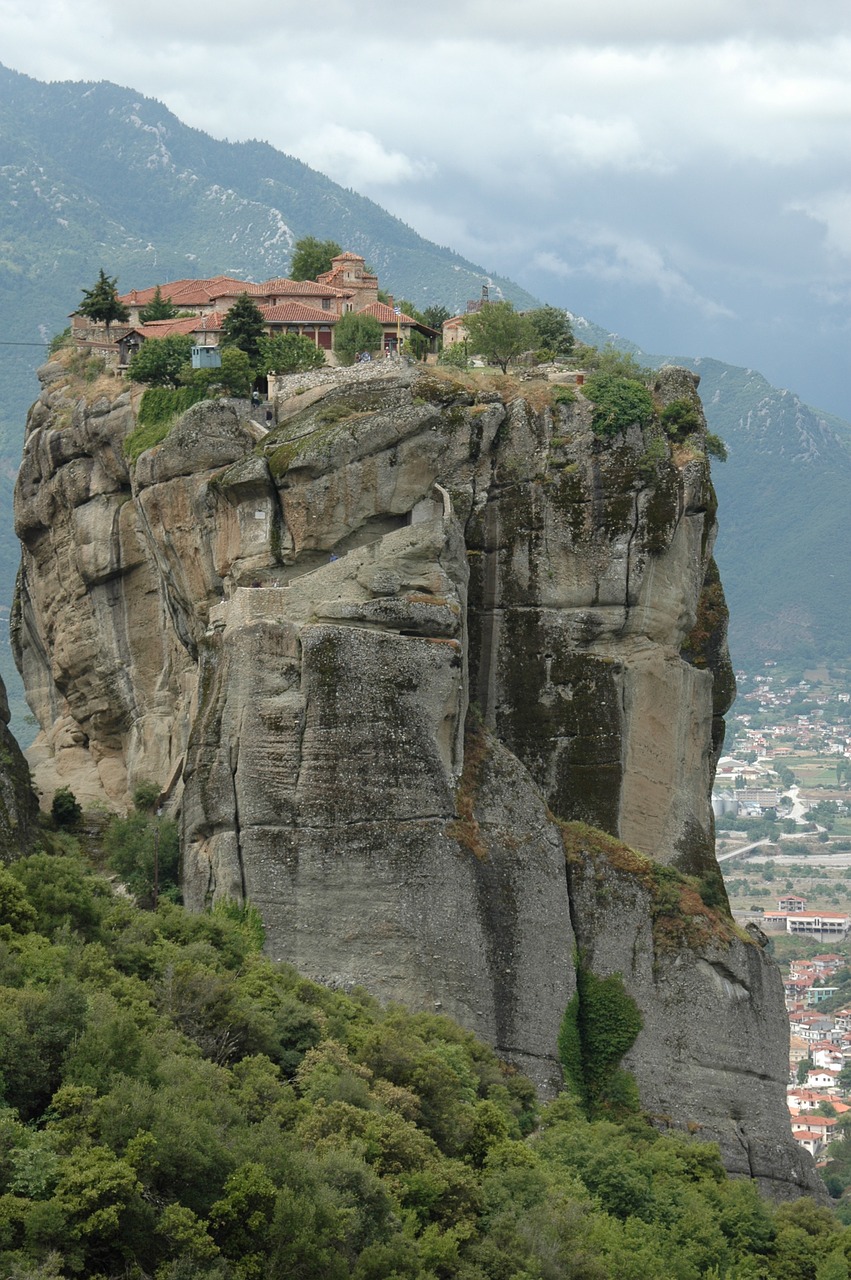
[0,846,848,1279]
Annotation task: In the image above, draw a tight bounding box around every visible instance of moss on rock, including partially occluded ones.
[561,821,751,955]
[559,967,642,1116]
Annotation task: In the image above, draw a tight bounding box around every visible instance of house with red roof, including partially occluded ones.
[111,277,263,328]
[779,895,808,912]
[792,1129,829,1159]
[316,252,379,310]
[807,1067,842,1089]
[72,250,442,365]
[260,303,338,352]
[115,314,226,366]
[355,301,439,355]
[789,1111,840,1160]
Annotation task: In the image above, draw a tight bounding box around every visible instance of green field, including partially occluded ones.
[785,755,849,787]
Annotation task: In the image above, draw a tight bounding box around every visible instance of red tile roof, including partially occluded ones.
[134,314,224,340]
[263,279,350,298]
[260,303,339,324]
[359,301,419,325]
[208,280,268,299]
[120,277,257,307]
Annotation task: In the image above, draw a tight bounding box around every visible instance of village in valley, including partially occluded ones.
[713,660,851,1179]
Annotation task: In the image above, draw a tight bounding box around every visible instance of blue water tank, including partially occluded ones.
[191,345,221,369]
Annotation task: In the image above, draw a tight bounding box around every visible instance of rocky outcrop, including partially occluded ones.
[563,826,817,1200]
[0,672,40,862]
[12,353,821,1196]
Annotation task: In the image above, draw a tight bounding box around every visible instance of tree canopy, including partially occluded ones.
[129,335,194,387]
[422,304,452,332]
[77,269,129,334]
[0,850,844,1279]
[579,343,652,379]
[290,236,342,282]
[396,299,424,323]
[104,809,179,907]
[438,343,469,369]
[464,301,535,373]
[258,333,326,375]
[526,305,574,356]
[139,285,179,324]
[191,346,253,398]
[333,312,384,366]
[220,294,266,363]
[583,372,655,438]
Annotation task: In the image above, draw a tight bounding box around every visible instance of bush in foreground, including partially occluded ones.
[0,852,842,1279]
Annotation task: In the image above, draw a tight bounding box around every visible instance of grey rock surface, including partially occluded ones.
[566,837,820,1200]
[11,354,821,1195]
[0,669,40,862]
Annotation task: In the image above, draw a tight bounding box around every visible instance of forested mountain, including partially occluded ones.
[0,60,536,450]
[0,61,849,736]
[673,358,851,673]
[0,62,537,731]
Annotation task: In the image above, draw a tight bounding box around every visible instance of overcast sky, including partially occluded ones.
[3,0,851,417]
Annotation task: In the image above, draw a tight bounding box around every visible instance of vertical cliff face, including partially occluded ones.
[0,672,39,861]
[12,353,820,1197]
[463,369,729,880]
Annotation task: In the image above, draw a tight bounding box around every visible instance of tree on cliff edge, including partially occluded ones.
[129,334,194,387]
[220,293,266,364]
[465,301,535,373]
[78,269,129,336]
[526,305,574,357]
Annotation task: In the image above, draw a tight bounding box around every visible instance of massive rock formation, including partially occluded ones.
[12,352,819,1197]
[0,671,40,862]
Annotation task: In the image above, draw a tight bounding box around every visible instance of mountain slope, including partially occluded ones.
[0,64,537,415]
[0,62,538,731]
[1,61,849,734]
[674,357,851,672]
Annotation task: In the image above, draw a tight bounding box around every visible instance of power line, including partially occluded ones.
[0,340,51,347]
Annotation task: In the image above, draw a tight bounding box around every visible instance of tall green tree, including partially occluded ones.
[396,300,424,324]
[51,786,82,828]
[405,330,429,361]
[258,333,326,375]
[290,236,342,281]
[465,301,535,373]
[129,335,194,387]
[422,304,451,332]
[221,294,266,363]
[526,305,574,356]
[188,347,253,398]
[104,809,180,907]
[78,269,130,336]
[139,285,178,324]
[333,312,384,366]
